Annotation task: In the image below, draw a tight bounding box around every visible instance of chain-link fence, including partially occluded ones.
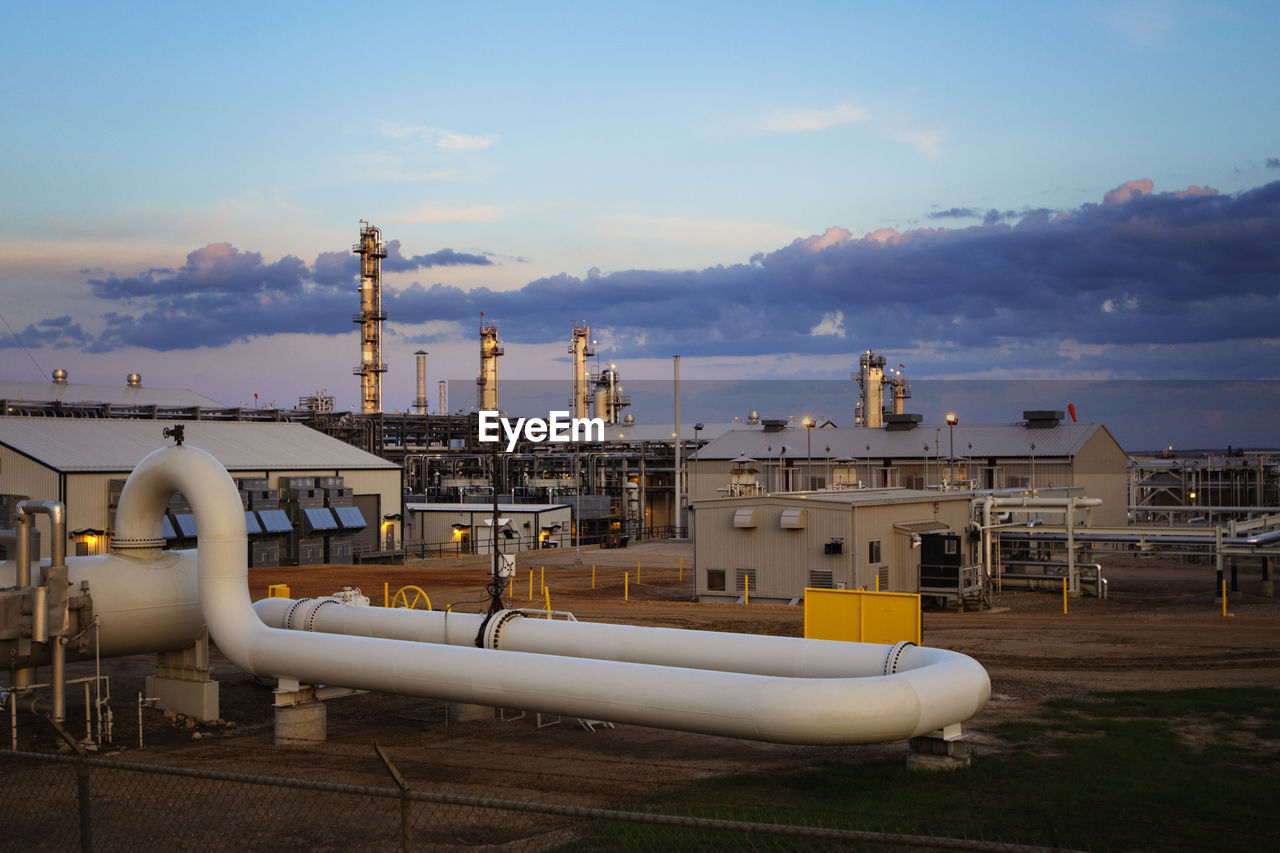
[1,749,1074,852]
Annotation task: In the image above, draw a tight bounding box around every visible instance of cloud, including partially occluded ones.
[1103,178,1154,205]
[1,315,91,349]
[810,311,846,337]
[1265,158,1279,169]
[47,178,1280,382]
[395,204,509,224]
[757,103,869,133]
[378,123,498,150]
[77,238,502,351]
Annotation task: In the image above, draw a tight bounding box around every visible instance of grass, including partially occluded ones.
[554,687,1280,851]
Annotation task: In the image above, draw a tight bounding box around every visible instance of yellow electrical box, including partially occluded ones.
[803,588,921,645]
[267,583,291,599]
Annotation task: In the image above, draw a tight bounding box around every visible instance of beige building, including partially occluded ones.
[403,502,573,555]
[691,490,974,604]
[689,414,1128,526]
[0,419,401,558]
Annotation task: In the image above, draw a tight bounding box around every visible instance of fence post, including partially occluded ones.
[375,743,412,853]
[77,759,92,853]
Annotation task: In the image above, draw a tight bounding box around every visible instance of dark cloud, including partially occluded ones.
[426,179,1280,373]
[1268,158,1280,169]
[382,240,493,272]
[58,180,1280,381]
[1,315,92,349]
[929,207,980,219]
[77,238,501,351]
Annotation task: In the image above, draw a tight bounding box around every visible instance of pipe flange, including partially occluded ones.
[304,598,340,632]
[281,598,312,630]
[883,640,916,675]
[109,536,165,551]
[481,609,523,650]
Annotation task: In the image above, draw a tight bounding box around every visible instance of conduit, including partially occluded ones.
[114,444,991,745]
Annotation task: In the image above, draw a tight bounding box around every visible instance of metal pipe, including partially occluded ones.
[115,443,990,745]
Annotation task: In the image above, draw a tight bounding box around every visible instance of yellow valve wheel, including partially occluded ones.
[390,585,433,611]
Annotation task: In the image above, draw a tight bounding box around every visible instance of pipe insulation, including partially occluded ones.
[114,444,990,745]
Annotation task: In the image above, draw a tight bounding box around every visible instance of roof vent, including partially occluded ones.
[52,369,68,384]
[1023,410,1064,428]
[761,418,788,433]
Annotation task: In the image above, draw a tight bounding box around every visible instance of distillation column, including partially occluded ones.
[476,322,503,411]
[854,350,886,428]
[570,324,595,420]
[352,222,388,414]
[414,350,429,414]
[888,362,911,416]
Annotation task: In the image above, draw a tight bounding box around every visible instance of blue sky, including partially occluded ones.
[2,1,1278,441]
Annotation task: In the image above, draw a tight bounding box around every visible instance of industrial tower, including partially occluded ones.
[352,222,388,414]
[569,323,595,419]
[476,321,503,411]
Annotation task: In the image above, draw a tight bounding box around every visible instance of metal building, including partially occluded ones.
[691,489,974,604]
[689,413,1129,526]
[0,419,401,560]
[403,502,573,555]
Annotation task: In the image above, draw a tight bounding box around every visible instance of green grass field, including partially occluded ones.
[557,687,1280,851]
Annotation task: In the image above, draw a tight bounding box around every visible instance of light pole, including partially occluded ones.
[802,417,814,489]
[945,413,957,490]
[825,444,831,488]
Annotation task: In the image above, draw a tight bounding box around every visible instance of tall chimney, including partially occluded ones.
[414,350,428,414]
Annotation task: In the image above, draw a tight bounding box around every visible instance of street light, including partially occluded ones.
[802,417,814,489]
[945,413,958,490]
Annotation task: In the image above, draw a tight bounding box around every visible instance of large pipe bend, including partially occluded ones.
[120,445,990,745]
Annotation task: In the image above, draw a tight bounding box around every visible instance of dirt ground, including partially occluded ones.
[20,541,1280,810]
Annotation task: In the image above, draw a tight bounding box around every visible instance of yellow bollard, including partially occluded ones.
[875,574,879,593]
[1063,578,1068,615]
[637,560,641,584]
[544,587,552,619]
[540,566,545,594]
[383,581,389,607]
[678,557,683,582]
[1222,579,1227,617]
[592,564,596,589]
[625,572,629,602]
[745,574,750,605]
[529,569,533,601]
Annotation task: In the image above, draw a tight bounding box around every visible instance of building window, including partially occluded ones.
[706,569,726,591]
[868,539,882,564]
[945,537,958,555]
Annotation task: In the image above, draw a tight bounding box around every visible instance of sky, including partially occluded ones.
[2,1,1278,447]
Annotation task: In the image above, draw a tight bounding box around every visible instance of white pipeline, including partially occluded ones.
[112,444,990,745]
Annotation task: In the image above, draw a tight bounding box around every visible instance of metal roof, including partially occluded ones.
[600,421,763,443]
[404,503,571,513]
[0,380,225,408]
[693,422,1116,462]
[0,418,398,473]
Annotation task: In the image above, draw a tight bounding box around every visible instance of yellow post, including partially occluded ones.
[544,587,551,619]
[528,569,533,601]
[1222,579,1227,617]
[624,572,629,602]
[1063,577,1068,615]
[745,574,750,605]
[875,574,879,593]
[637,560,641,584]
[592,564,596,589]
[383,582,388,607]
[540,565,545,594]
[678,557,683,582]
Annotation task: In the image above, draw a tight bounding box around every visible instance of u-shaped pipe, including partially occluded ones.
[113,444,990,745]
